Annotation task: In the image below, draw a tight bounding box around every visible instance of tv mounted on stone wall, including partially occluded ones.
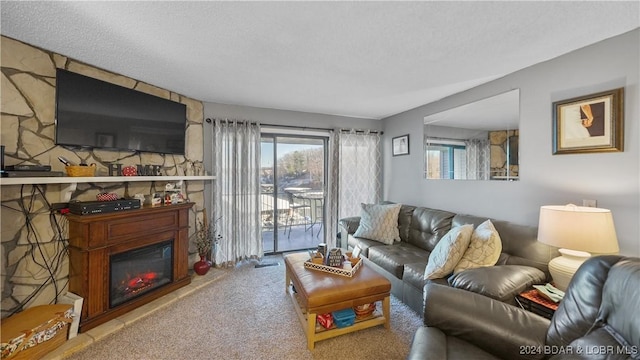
[55,69,187,155]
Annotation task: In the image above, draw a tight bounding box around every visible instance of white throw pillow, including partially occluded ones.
[353,203,402,245]
[453,219,502,274]
[424,224,474,280]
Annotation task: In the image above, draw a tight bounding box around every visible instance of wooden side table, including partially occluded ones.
[515,289,559,320]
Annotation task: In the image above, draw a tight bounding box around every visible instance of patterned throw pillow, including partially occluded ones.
[424,224,474,280]
[453,219,502,274]
[353,203,402,245]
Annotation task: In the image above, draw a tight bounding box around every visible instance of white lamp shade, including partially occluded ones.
[537,204,619,254]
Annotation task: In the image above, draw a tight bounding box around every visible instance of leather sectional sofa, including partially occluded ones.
[407,255,640,359]
[339,202,559,315]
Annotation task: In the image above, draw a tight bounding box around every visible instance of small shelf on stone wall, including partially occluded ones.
[0,175,215,185]
[0,175,215,202]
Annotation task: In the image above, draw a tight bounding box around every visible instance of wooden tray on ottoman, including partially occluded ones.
[303,257,362,277]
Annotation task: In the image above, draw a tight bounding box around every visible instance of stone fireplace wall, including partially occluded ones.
[489,129,519,178]
[1,35,207,318]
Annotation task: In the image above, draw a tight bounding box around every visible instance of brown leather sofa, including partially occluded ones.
[339,203,558,314]
[407,255,640,360]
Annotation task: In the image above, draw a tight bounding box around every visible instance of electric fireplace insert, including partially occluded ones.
[109,240,174,308]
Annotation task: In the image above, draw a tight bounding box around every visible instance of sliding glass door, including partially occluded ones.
[261,135,326,254]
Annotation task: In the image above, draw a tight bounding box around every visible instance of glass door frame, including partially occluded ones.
[261,131,329,255]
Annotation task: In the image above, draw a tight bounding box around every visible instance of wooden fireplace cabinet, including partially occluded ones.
[67,203,194,332]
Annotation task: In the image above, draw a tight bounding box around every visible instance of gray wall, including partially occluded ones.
[382,29,640,256]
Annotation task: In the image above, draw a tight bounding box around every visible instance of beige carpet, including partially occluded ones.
[65,256,422,360]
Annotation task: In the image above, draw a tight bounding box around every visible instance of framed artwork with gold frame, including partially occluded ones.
[552,88,624,154]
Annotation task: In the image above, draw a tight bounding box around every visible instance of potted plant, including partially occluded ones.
[193,212,222,275]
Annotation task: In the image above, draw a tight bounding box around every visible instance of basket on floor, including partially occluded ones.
[65,165,96,177]
[1,304,73,360]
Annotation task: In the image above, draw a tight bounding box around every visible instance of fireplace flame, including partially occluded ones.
[123,271,159,295]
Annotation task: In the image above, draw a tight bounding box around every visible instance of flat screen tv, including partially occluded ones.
[55,69,187,155]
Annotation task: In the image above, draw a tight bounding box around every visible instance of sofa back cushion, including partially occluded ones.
[452,214,557,275]
[599,258,640,349]
[397,204,416,242]
[546,256,639,351]
[381,201,415,242]
[407,207,455,252]
[546,256,611,347]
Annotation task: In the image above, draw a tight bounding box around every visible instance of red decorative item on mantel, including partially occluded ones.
[96,192,119,201]
[122,166,137,176]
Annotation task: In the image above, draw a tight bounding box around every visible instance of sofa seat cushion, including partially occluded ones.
[403,262,428,290]
[448,265,546,304]
[367,242,430,279]
[444,335,501,360]
[408,327,500,360]
[347,235,386,257]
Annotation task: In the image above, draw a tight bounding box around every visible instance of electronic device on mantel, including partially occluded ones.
[3,171,64,177]
[68,199,141,215]
[5,165,52,171]
[2,163,63,177]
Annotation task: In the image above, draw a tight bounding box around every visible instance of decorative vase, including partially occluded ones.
[193,255,211,275]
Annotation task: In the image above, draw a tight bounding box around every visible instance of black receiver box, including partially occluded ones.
[3,170,63,177]
[69,199,141,215]
[5,164,52,171]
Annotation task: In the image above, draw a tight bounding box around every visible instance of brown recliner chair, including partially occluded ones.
[407,255,640,359]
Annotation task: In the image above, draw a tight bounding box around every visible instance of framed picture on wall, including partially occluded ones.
[552,88,624,154]
[392,134,409,156]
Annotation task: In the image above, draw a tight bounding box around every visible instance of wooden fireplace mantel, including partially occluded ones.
[67,203,194,332]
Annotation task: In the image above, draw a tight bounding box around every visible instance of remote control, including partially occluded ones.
[58,156,75,166]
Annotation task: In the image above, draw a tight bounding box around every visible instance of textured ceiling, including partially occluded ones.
[1,1,638,120]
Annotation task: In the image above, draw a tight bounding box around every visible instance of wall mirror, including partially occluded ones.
[423,89,520,181]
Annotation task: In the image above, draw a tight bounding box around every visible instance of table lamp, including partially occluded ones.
[537,204,619,291]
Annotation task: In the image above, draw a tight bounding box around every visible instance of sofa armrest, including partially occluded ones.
[338,216,360,249]
[407,326,447,360]
[447,265,546,304]
[338,216,360,234]
[423,282,550,360]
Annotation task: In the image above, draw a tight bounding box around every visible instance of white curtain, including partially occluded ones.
[465,138,490,180]
[325,131,340,248]
[330,130,382,225]
[212,119,262,267]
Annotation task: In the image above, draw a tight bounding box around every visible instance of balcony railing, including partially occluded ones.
[261,186,324,253]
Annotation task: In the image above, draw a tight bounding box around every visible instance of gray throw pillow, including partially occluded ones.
[454,219,502,274]
[424,224,474,280]
[353,203,402,245]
